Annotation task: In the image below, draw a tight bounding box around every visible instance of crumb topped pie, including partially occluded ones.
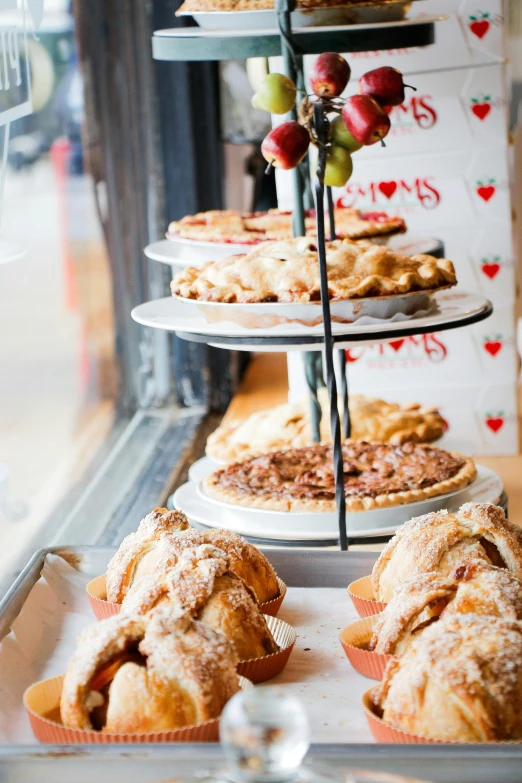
[207,388,446,463]
[202,441,476,513]
[168,207,406,245]
[171,238,457,304]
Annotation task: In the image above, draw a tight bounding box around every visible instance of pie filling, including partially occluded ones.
[210,442,468,501]
[88,647,146,730]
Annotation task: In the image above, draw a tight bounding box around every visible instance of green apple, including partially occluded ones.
[324,145,353,187]
[330,114,363,153]
[251,73,297,115]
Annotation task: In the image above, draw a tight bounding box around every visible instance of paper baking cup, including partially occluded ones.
[362,686,444,745]
[348,576,387,618]
[339,614,393,681]
[24,675,252,744]
[237,615,296,684]
[87,575,287,620]
[259,578,286,617]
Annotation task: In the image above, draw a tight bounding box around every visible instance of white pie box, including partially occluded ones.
[288,356,519,456]
[341,63,509,158]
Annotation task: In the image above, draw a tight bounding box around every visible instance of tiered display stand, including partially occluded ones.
[136,4,497,549]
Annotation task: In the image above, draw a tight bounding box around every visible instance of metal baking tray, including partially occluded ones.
[1,545,522,783]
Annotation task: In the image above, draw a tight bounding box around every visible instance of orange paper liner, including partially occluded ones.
[237,614,296,684]
[348,576,387,618]
[87,575,287,621]
[362,686,446,745]
[339,614,393,681]
[24,675,252,744]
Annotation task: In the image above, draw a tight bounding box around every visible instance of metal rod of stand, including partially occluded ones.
[327,185,336,241]
[303,352,322,442]
[313,102,347,551]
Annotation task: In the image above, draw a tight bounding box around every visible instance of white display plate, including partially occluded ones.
[173,465,502,541]
[188,456,222,483]
[132,290,490,340]
[150,234,443,270]
[177,6,438,31]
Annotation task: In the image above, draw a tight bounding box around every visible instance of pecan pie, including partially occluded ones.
[168,207,405,245]
[202,442,476,513]
[207,388,445,463]
[171,238,456,304]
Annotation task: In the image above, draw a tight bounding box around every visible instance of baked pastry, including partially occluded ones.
[203,441,476,513]
[167,207,406,245]
[60,608,240,733]
[122,545,279,661]
[372,502,522,603]
[375,613,522,741]
[369,564,522,655]
[207,388,445,463]
[106,508,279,605]
[172,238,456,304]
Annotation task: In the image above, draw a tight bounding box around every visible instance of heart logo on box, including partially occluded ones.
[481,258,501,279]
[388,339,404,352]
[471,102,491,121]
[476,180,496,202]
[483,340,502,357]
[378,181,397,199]
[485,416,504,433]
[469,19,490,38]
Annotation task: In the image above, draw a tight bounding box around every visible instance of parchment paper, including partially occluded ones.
[0,553,375,744]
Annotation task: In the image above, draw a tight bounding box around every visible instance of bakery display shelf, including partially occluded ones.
[2,545,522,783]
[145,235,446,269]
[152,15,439,62]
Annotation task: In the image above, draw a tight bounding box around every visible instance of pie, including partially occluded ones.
[369,564,522,656]
[106,507,280,605]
[168,207,406,245]
[375,613,522,742]
[171,238,457,304]
[60,608,240,733]
[207,388,446,462]
[372,502,522,602]
[122,544,279,662]
[202,441,476,513]
[177,0,392,13]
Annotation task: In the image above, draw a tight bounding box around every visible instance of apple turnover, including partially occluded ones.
[122,545,278,661]
[60,608,240,733]
[203,441,476,513]
[372,502,522,603]
[168,207,405,245]
[369,564,522,656]
[171,238,457,304]
[106,508,279,605]
[376,613,522,742]
[207,388,445,463]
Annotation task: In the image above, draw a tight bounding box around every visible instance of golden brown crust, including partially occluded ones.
[203,442,476,513]
[168,207,405,244]
[177,0,396,12]
[122,545,278,662]
[207,389,445,463]
[171,238,456,304]
[376,613,522,741]
[60,608,240,733]
[369,565,522,655]
[372,502,522,603]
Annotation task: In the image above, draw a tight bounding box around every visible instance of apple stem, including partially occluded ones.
[404,84,417,92]
[378,135,386,148]
[265,159,275,175]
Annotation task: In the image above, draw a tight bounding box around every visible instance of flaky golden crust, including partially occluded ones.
[369,565,522,655]
[167,207,405,244]
[122,545,278,662]
[171,238,456,304]
[372,503,522,603]
[203,442,476,513]
[376,613,522,741]
[105,508,194,603]
[207,389,445,463]
[61,609,240,733]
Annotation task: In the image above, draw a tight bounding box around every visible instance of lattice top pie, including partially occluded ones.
[168,208,406,245]
[171,238,457,304]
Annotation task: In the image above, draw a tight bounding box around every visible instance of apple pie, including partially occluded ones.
[168,207,406,245]
[372,502,522,602]
[171,238,456,304]
[177,0,399,13]
[207,388,445,462]
[202,441,476,513]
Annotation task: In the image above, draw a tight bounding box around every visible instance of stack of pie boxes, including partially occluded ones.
[279,0,519,455]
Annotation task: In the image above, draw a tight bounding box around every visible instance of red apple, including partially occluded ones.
[358,66,413,107]
[261,121,310,170]
[341,95,391,145]
[310,52,350,97]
